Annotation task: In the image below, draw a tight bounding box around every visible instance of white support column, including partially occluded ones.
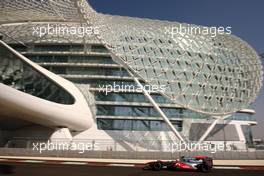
[128,71,186,143]
[198,118,220,143]
[235,124,246,143]
[198,115,230,143]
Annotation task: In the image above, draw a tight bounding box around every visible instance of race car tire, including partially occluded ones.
[200,164,211,173]
[153,162,162,171]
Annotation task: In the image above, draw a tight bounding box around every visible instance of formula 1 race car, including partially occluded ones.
[143,156,213,173]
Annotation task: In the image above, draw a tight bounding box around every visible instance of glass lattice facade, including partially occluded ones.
[7,43,256,133]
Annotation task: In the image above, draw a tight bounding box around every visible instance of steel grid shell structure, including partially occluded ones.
[0,0,263,145]
[0,0,262,116]
[78,0,263,116]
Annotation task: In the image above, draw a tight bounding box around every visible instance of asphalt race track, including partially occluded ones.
[0,163,264,176]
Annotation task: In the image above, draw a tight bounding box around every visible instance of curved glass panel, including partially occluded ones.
[0,0,81,24]
[78,0,263,115]
[0,42,74,104]
[97,118,182,132]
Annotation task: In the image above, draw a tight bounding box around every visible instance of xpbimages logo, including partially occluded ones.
[32,141,100,154]
[98,82,167,95]
[165,24,232,38]
[32,24,100,38]
[166,142,232,153]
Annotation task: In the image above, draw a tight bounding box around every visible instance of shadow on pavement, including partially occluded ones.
[0,164,14,175]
